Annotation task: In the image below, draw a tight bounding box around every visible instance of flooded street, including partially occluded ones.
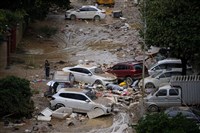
[0,0,143,132]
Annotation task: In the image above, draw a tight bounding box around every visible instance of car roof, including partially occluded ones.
[159,84,181,90]
[74,64,99,69]
[58,88,85,93]
[157,58,181,64]
[81,5,98,9]
[115,61,142,65]
[165,106,192,113]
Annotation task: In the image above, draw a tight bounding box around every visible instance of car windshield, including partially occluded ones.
[151,71,162,78]
[149,62,158,69]
[90,67,104,74]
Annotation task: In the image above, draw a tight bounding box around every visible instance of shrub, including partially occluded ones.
[0,76,34,118]
[135,113,200,133]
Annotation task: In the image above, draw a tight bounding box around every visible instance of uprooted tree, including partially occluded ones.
[0,76,34,118]
[140,0,200,74]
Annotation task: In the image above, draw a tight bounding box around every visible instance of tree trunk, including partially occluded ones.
[181,58,187,75]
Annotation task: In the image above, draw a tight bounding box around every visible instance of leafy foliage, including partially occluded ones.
[0,9,25,40]
[140,0,200,73]
[0,76,34,118]
[0,0,70,40]
[136,113,200,133]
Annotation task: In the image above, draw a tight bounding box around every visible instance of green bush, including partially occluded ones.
[135,113,200,133]
[0,76,34,118]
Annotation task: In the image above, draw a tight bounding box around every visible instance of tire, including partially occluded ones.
[69,73,75,84]
[125,77,133,86]
[148,105,159,112]
[94,15,100,21]
[70,14,76,20]
[94,107,105,113]
[55,103,65,110]
[145,82,155,89]
[93,80,103,85]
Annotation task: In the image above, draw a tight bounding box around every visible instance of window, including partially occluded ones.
[156,89,167,96]
[112,65,120,70]
[134,64,142,71]
[80,7,88,11]
[159,72,171,78]
[154,64,166,70]
[167,63,182,69]
[70,68,82,73]
[119,65,128,70]
[59,93,87,101]
[88,7,97,11]
[74,94,87,101]
[171,72,182,76]
[59,93,71,98]
[169,89,179,96]
[113,65,128,70]
[81,68,90,74]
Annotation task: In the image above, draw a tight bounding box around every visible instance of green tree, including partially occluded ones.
[0,76,34,118]
[136,113,200,133]
[0,0,71,20]
[140,0,200,74]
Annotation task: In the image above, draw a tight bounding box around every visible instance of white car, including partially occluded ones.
[148,58,182,75]
[65,5,106,21]
[62,64,117,86]
[139,70,182,89]
[50,88,111,114]
[148,58,193,76]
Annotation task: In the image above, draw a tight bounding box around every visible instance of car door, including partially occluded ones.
[88,7,98,18]
[157,72,172,86]
[81,68,94,84]
[69,68,83,81]
[133,64,143,79]
[153,89,168,107]
[167,87,181,107]
[77,7,88,19]
[108,64,123,77]
[152,64,167,74]
[72,93,94,113]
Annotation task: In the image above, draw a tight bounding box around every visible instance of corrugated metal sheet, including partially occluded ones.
[170,75,200,105]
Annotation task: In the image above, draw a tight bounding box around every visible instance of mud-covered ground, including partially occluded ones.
[0,0,145,132]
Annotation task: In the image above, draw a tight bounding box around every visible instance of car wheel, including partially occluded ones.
[94,107,105,113]
[125,77,133,86]
[145,82,155,89]
[148,105,159,112]
[94,15,100,21]
[55,103,65,110]
[69,73,75,84]
[94,80,103,85]
[70,14,76,20]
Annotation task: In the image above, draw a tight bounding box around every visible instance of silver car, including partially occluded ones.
[50,88,111,114]
[65,5,106,21]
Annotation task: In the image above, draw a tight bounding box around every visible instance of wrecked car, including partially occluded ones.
[62,64,117,86]
[106,61,148,86]
[50,88,112,114]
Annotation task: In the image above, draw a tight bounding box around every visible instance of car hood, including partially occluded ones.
[95,72,117,79]
[62,67,72,72]
[66,9,76,13]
